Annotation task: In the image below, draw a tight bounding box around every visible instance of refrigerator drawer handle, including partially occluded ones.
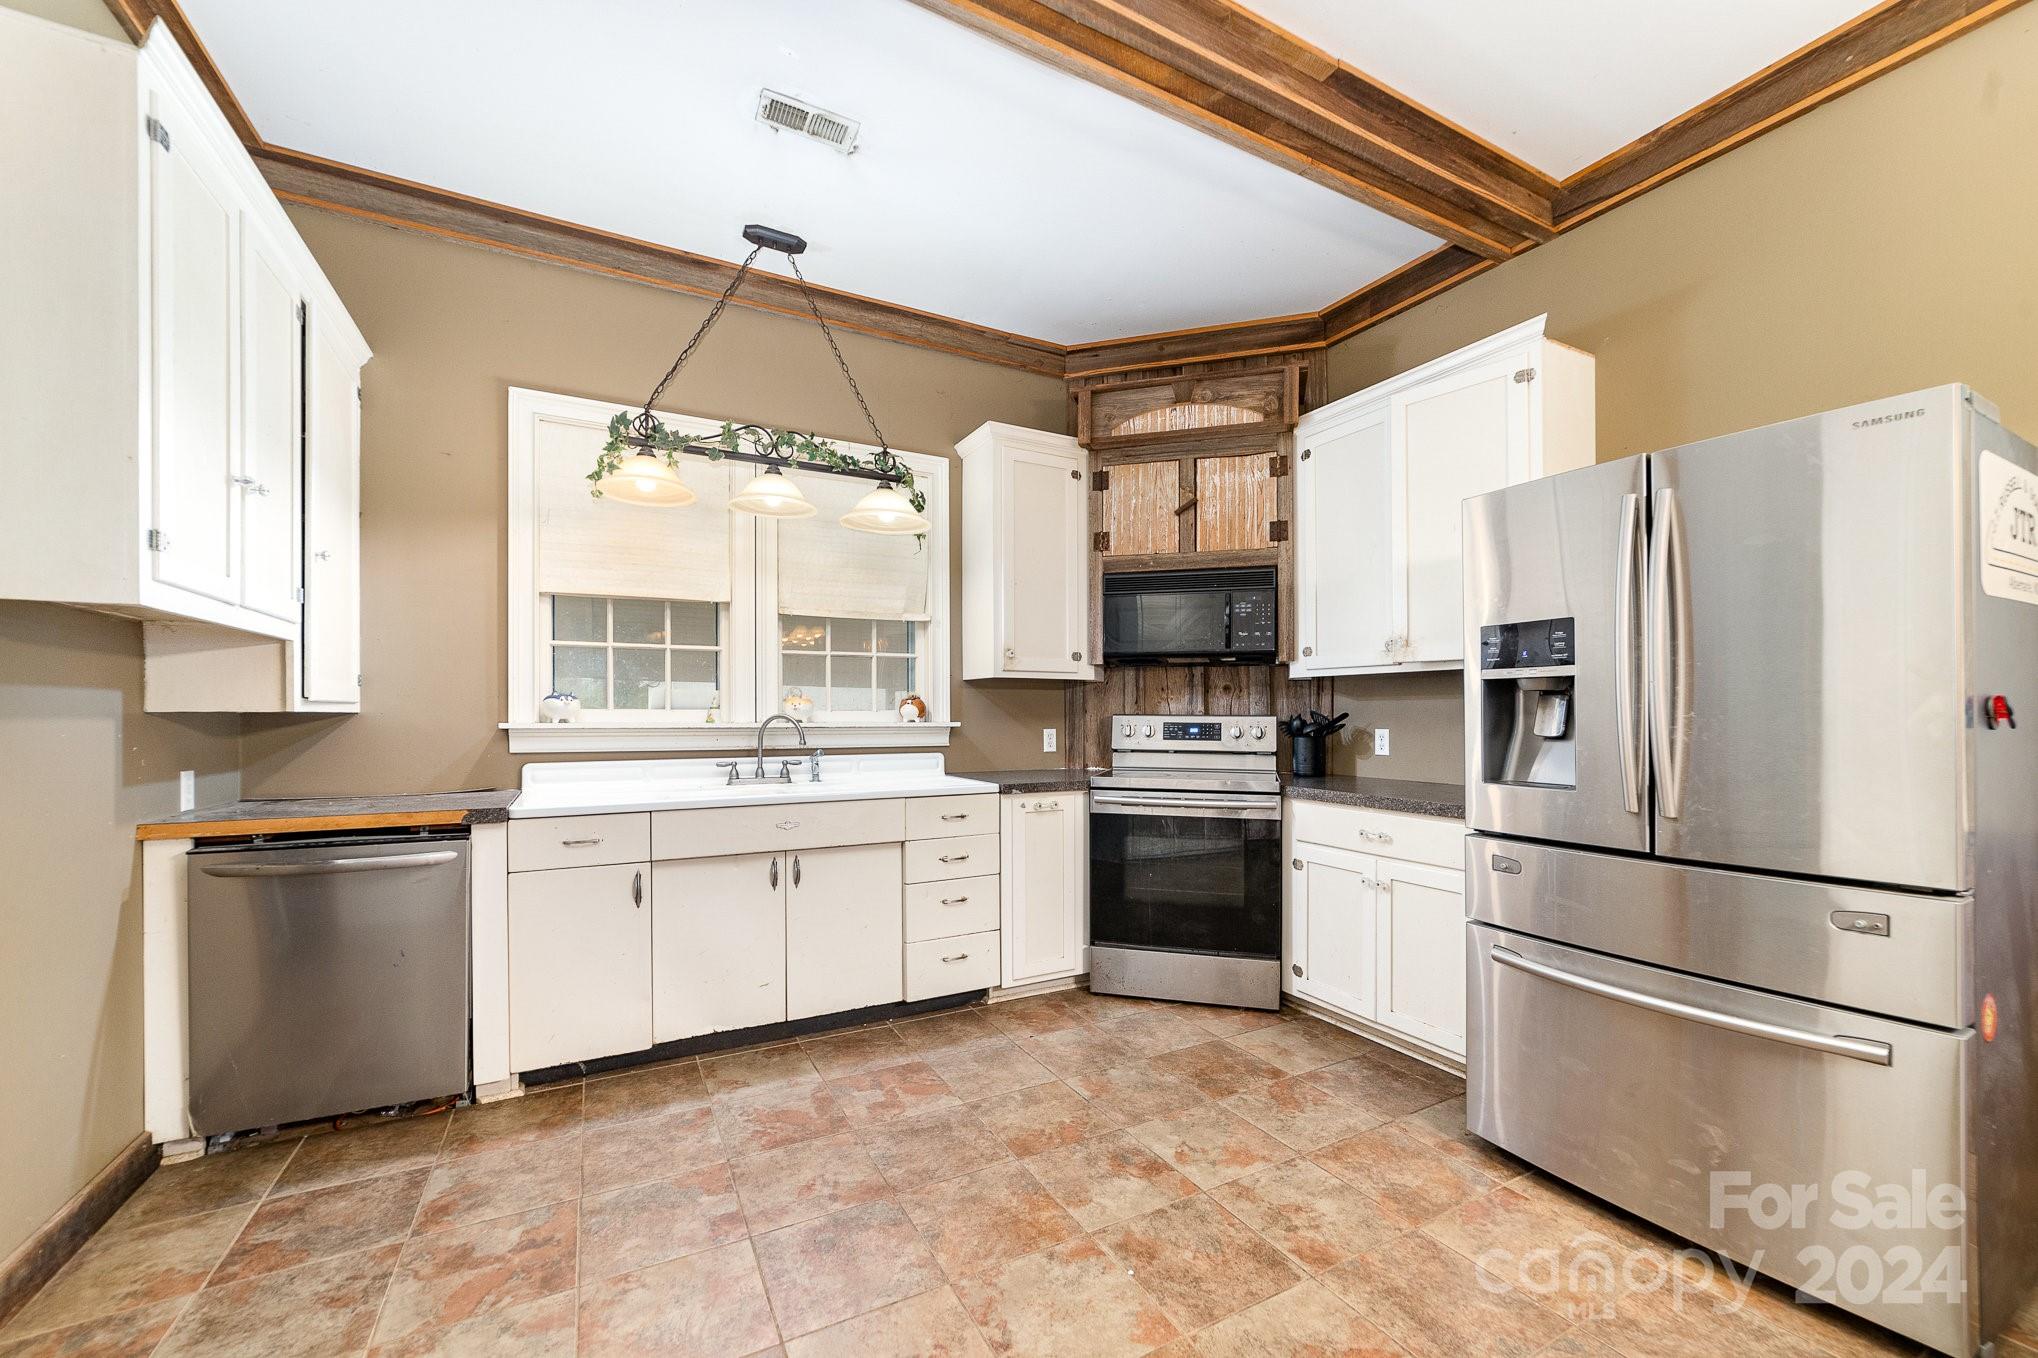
[1489,945,1892,1066]
[1614,491,1644,815]
[198,850,461,878]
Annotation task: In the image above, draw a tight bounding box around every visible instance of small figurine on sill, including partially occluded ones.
[897,693,928,723]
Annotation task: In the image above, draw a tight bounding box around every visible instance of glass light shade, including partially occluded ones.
[839,482,930,535]
[729,468,816,518]
[600,453,696,507]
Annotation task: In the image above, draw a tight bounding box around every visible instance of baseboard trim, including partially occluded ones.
[0,1132,158,1329]
[1282,994,1467,1078]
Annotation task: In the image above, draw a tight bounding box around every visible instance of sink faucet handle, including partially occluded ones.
[714,759,742,785]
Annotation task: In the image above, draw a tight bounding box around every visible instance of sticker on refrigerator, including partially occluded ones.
[1980,449,2038,605]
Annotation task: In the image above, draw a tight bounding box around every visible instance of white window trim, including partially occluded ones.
[505,386,952,754]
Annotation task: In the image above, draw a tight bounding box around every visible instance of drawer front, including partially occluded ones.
[906,794,999,840]
[1289,800,1463,869]
[509,813,650,872]
[904,875,1000,941]
[654,798,905,860]
[906,930,1000,1001]
[904,833,999,883]
[1468,922,1970,1356]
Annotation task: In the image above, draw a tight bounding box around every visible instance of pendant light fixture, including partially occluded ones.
[729,467,816,518]
[596,225,929,537]
[600,451,697,507]
[839,481,930,535]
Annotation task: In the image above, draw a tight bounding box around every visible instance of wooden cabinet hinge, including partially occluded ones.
[1269,453,1290,477]
[1269,519,1290,543]
[1091,468,1109,492]
[1092,530,1111,552]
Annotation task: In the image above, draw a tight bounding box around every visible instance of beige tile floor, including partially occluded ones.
[1,991,2019,1357]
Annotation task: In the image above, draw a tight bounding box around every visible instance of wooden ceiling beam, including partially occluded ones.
[253,147,1068,376]
[907,0,1550,259]
[1065,312,1325,378]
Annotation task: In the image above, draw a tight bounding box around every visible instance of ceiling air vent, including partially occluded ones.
[756,89,860,154]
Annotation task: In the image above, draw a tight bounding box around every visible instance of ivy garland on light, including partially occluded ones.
[589,412,925,514]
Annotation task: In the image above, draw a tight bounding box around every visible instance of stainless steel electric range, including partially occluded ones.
[1087,714,1282,1010]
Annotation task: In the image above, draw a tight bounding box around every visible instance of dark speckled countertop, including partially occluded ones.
[952,768,1094,794]
[1281,776,1465,819]
[137,790,520,840]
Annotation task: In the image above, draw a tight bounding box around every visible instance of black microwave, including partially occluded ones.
[1101,567,1278,664]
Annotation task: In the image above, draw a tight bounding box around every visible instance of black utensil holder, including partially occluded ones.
[1290,733,1326,778]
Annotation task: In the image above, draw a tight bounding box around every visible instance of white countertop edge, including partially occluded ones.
[507,775,999,818]
[502,721,957,754]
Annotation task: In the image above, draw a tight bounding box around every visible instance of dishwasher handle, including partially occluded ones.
[198,850,461,878]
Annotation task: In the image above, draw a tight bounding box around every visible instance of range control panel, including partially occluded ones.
[1479,616,1576,670]
[1110,714,1278,754]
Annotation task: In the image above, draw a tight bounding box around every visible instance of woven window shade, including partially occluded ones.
[534,414,734,602]
[776,471,931,620]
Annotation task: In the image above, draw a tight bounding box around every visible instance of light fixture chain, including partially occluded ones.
[642,244,766,417]
[787,254,893,462]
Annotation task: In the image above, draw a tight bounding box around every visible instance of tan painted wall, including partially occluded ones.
[242,211,1071,795]
[1328,9,2038,783]
[0,604,240,1262]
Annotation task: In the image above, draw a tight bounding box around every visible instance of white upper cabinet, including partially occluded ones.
[301,311,363,704]
[0,13,368,709]
[957,423,1096,681]
[1292,316,1593,676]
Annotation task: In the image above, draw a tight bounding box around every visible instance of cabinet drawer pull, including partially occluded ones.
[941,895,970,905]
[776,819,801,831]
[560,837,603,847]
[938,853,970,863]
[941,952,970,963]
[769,858,779,888]
[631,871,643,907]
[940,812,969,821]
[792,854,802,887]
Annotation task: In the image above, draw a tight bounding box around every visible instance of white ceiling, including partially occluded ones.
[1238,0,1879,179]
[177,0,1440,344]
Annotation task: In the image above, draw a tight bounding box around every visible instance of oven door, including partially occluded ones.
[1088,792,1282,958]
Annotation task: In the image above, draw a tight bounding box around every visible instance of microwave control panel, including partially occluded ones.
[1226,592,1278,655]
[1479,616,1575,670]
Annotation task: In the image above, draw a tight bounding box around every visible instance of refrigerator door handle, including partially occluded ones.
[1489,945,1893,1066]
[1614,492,1644,815]
[1649,487,1692,819]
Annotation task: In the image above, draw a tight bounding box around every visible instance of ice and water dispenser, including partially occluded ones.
[1477,616,1577,788]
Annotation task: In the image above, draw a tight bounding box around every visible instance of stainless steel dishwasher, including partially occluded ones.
[187,831,470,1137]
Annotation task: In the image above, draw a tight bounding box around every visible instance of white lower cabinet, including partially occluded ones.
[1288,843,1378,1019]
[652,852,785,1043]
[1001,792,1087,987]
[1284,802,1467,1058]
[508,862,652,1069]
[786,844,905,1020]
[1374,859,1469,1052]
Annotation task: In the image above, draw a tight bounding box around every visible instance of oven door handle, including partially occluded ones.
[1089,792,1282,821]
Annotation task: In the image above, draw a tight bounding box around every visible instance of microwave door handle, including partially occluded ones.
[1614,492,1644,815]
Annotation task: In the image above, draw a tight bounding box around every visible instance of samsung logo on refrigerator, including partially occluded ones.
[1852,408,1928,429]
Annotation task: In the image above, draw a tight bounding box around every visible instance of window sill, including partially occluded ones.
[502,721,958,754]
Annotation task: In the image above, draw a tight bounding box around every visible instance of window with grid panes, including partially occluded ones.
[549,595,722,712]
[779,616,919,715]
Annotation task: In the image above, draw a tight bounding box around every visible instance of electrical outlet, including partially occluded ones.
[178,770,196,812]
[1373,728,1390,757]
[1042,728,1058,754]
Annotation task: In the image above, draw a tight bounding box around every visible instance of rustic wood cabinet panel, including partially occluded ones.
[1194,454,1278,552]
[1101,460,1182,556]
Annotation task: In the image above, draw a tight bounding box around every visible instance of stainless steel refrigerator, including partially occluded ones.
[1461,385,2037,1356]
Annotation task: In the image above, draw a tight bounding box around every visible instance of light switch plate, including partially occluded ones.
[1042,728,1058,753]
[178,770,196,812]
[1373,728,1390,757]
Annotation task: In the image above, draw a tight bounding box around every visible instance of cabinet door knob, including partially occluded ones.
[1292,857,1302,870]
[1292,963,1304,977]
[1071,651,1082,661]
[1302,646,1313,657]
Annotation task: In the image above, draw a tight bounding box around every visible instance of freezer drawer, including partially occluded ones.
[1467,835,1970,1027]
[1469,924,1972,1356]
[188,834,471,1136]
